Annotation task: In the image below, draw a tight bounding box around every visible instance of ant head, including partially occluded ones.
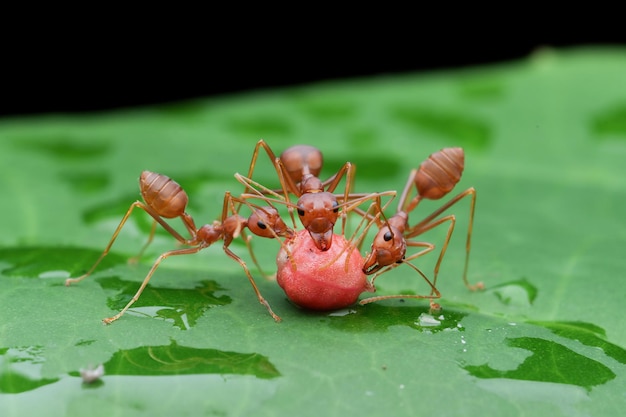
[362,225,406,274]
[280,145,323,184]
[296,192,339,251]
[248,207,294,239]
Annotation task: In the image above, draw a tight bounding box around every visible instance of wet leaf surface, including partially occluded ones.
[1,48,626,416]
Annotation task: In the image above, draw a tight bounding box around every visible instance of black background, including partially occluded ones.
[2,37,622,117]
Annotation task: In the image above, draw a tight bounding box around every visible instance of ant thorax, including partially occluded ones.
[196,224,223,244]
[299,174,323,193]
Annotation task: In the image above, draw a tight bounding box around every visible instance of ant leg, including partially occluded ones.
[222,246,281,322]
[235,173,298,230]
[66,201,164,286]
[360,241,440,306]
[407,188,482,291]
[66,201,196,287]
[322,162,354,235]
[128,219,158,265]
[359,259,442,308]
[102,245,206,325]
[224,192,272,280]
[319,191,396,271]
[243,139,299,198]
[240,229,271,279]
[221,191,282,321]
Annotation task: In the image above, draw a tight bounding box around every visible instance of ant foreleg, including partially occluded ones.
[222,246,281,322]
[359,259,441,310]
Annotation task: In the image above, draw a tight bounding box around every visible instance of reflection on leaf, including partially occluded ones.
[0,346,59,394]
[0,342,280,394]
[99,340,281,379]
[327,302,467,333]
[0,247,126,278]
[464,337,616,391]
[97,276,231,329]
[489,278,538,307]
[531,321,626,365]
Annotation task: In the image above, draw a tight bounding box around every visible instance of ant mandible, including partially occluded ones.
[358,148,483,310]
[65,171,293,324]
[241,139,356,251]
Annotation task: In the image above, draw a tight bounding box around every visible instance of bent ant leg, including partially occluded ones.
[65,201,191,287]
[222,245,281,322]
[318,191,397,272]
[407,187,482,291]
[325,162,357,235]
[244,139,296,197]
[128,220,158,264]
[225,192,272,280]
[231,189,298,273]
[102,245,207,325]
[221,191,286,322]
[235,173,298,229]
[360,240,442,310]
[359,258,442,310]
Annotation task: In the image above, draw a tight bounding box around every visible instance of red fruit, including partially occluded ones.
[276,229,374,310]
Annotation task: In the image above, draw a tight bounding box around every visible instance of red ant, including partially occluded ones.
[358,147,483,310]
[241,139,356,251]
[65,171,293,324]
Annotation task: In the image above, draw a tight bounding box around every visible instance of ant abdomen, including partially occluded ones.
[280,145,323,183]
[415,148,465,200]
[139,171,189,218]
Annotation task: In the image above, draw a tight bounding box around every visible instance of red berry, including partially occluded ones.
[276,230,374,310]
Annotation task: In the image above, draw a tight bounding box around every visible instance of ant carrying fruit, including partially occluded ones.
[65,171,293,324]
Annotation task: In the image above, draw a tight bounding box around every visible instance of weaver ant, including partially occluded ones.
[358,147,483,310]
[241,139,356,251]
[65,171,293,324]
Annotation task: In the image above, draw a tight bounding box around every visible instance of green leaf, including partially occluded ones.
[1,47,626,417]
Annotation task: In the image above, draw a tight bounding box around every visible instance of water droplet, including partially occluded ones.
[416,312,441,327]
[80,364,104,384]
[328,308,357,317]
[38,270,71,279]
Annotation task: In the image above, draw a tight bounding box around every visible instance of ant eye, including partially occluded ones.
[383,231,393,241]
[396,259,403,264]
[332,201,339,213]
[257,221,267,230]
[297,207,305,216]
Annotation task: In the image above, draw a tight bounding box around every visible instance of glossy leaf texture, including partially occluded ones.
[1,47,626,417]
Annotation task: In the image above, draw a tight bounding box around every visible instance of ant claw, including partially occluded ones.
[429,302,442,314]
